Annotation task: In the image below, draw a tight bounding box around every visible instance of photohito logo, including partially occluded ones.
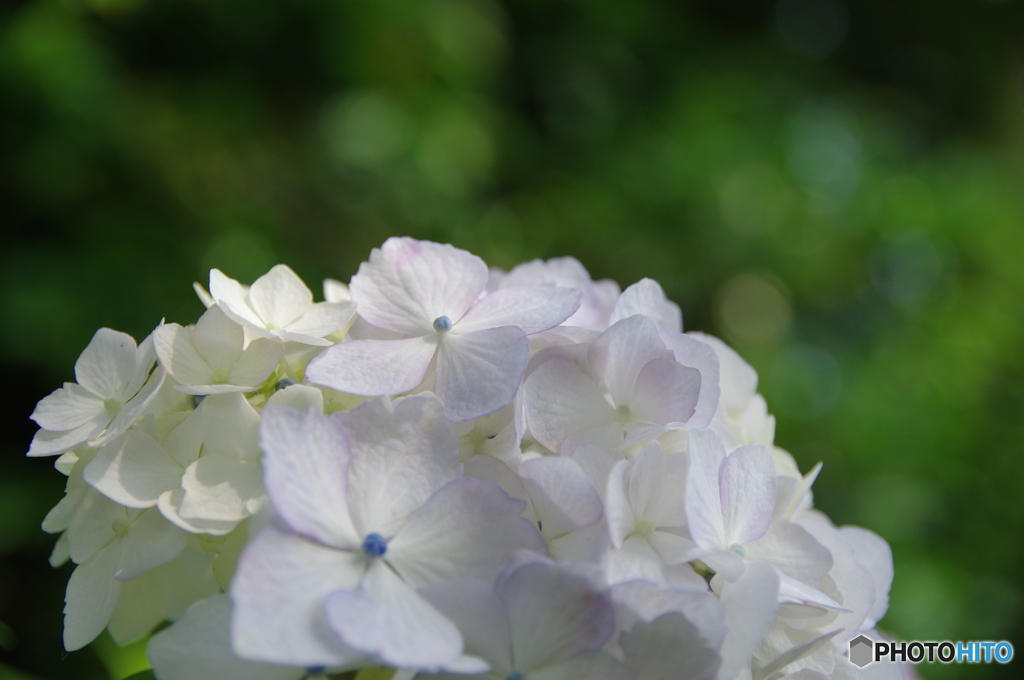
[848,635,1014,668]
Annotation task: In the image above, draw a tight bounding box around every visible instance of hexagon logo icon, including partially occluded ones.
[849,634,874,668]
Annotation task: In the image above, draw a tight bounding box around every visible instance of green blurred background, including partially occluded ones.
[2,0,1023,678]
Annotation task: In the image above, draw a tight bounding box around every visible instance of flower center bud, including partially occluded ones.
[211,368,229,384]
[615,404,631,422]
[432,315,453,333]
[362,532,388,558]
[729,543,746,557]
[635,518,656,537]
[111,517,130,536]
[103,396,123,413]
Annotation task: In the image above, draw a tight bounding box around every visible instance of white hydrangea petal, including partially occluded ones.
[162,406,204,468]
[435,326,530,423]
[30,383,106,431]
[688,333,757,414]
[524,358,616,452]
[605,460,637,549]
[461,455,529,506]
[685,429,728,549]
[28,418,108,457]
[63,544,123,651]
[123,331,159,399]
[191,305,245,370]
[114,508,188,580]
[387,478,545,587]
[157,488,239,536]
[265,383,324,413]
[716,562,779,680]
[201,393,261,461]
[351,237,489,336]
[605,534,669,586]
[74,328,138,399]
[337,395,460,537]
[659,333,722,430]
[419,579,514,675]
[93,366,167,447]
[285,301,356,338]
[720,445,776,546]
[155,324,215,386]
[209,272,263,331]
[325,559,464,670]
[107,565,172,645]
[531,651,631,680]
[502,560,615,672]
[647,532,701,567]
[518,457,603,538]
[323,278,350,302]
[84,431,183,508]
[745,521,832,588]
[248,265,313,328]
[230,521,367,667]
[259,405,358,548]
[305,336,437,397]
[839,526,893,628]
[620,612,721,680]
[700,551,746,582]
[630,358,701,426]
[566,445,618,502]
[609,278,681,334]
[454,285,582,335]
[629,442,688,529]
[149,595,306,680]
[179,457,264,522]
[610,580,727,655]
[67,489,122,564]
[588,316,671,407]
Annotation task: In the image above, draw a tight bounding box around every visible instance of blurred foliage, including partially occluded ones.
[2,0,1024,678]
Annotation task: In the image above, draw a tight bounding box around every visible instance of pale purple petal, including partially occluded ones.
[719,445,776,546]
[628,442,688,529]
[620,612,720,680]
[336,395,460,538]
[305,336,437,397]
[519,457,604,538]
[259,406,358,549]
[248,265,313,328]
[502,560,615,672]
[75,328,137,398]
[659,333,721,430]
[435,326,530,422]
[630,358,701,426]
[455,285,582,335]
[588,316,672,407]
[531,652,631,680]
[387,478,545,587]
[685,429,728,549]
[230,522,366,667]
[351,237,488,336]
[609,278,681,334]
[605,535,669,586]
[418,579,513,675]
[324,560,463,670]
[524,358,616,452]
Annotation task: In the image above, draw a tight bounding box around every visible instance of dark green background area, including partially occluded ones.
[2,0,1023,678]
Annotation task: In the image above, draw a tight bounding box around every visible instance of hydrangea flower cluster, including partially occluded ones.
[29,238,901,680]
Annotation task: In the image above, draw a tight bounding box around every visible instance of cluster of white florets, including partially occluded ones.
[29,237,900,680]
